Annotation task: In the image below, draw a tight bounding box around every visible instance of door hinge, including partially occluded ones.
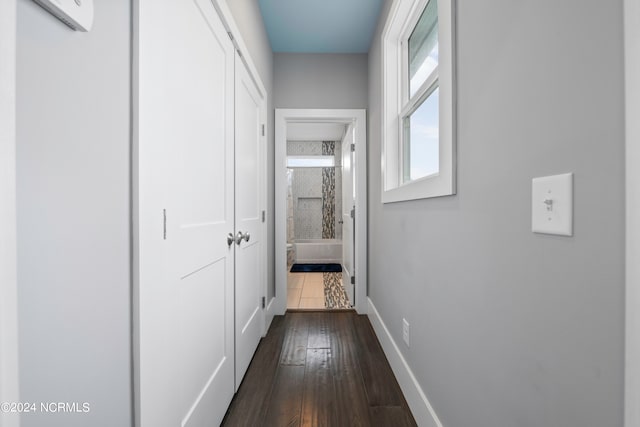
[261,296,266,309]
[163,209,167,240]
[350,276,355,285]
[227,32,234,41]
[351,143,356,152]
[350,207,355,219]
[262,124,265,136]
[262,210,266,223]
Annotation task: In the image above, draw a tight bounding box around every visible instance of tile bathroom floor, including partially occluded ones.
[287,272,326,309]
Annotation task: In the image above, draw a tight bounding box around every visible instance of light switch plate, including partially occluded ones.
[532,173,573,236]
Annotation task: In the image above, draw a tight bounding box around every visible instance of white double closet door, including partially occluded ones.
[136,1,265,426]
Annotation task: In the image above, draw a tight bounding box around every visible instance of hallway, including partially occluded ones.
[2,0,632,426]
[222,311,416,426]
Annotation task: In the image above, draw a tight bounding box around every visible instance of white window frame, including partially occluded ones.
[382,0,456,203]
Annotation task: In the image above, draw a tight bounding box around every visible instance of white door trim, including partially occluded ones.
[625,0,640,425]
[211,0,272,334]
[275,109,368,314]
[0,1,20,426]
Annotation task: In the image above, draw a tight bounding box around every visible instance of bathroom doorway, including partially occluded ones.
[285,124,350,309]
[275,109,367,314]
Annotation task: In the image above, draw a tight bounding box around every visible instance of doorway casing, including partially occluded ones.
[275,109,368,314]
[0,1,19,426]
[625,0,640,424]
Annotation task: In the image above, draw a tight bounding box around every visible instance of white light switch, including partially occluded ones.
[532,173,573,236]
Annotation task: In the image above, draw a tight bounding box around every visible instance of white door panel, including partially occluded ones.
[236,77,260,220]
[179,263,230,427]
[234,53,265,389]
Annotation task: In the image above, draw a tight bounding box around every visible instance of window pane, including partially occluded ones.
[287,156,335,168]
[409,0,438,98]
[403,87,439,182]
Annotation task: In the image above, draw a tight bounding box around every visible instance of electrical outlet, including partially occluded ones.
[402,318,410,347]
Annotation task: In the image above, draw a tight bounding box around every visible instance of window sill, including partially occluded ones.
[382,173,455,203]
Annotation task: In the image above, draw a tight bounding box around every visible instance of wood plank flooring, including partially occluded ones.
[222,311,416,427]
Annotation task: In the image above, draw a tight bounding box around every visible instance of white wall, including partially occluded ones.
[16,1,132,426]
[226,0,276,301]
[274,53,368,108]
[0,1,20,426]
[368,1,625,426]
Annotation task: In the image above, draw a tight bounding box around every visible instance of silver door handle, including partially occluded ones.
[227,233,235,247]
[235,231,250,245]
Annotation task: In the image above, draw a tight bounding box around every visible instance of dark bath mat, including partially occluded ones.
[290,263,342,273]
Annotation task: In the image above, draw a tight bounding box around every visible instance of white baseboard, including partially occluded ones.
[367,298,443,427]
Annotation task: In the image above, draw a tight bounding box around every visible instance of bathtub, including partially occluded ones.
[295,239,342,264]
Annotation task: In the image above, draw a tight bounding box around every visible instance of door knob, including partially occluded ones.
[227,233,235,247]
[235,231,250,245]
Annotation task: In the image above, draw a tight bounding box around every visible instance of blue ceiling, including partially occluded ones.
[258,0,385,53]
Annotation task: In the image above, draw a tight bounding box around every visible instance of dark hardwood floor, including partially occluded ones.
[222,310,417,427]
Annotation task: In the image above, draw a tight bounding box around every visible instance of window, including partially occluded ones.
[286,156,335,168]
[382,0,455,203]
